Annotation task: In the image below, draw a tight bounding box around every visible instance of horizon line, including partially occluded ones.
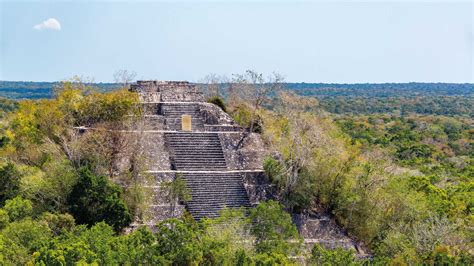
[1,80,473,85]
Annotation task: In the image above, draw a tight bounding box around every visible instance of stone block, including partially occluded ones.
[181,115,192,131]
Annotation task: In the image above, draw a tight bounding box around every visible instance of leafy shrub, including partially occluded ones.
[249,200,300,255]
[3,197,32,221]
[155,218,203,264]
[231,104,263,133]
[67,167,132,231]
[207,96,227,112]
[310,244,358,266]
[0,209,9,229]
[263,157,283,185]
[0,163,21,205]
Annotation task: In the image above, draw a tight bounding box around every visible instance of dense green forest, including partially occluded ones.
[0,78,472,265]
[0,81,120,99]
[2,81,473,117]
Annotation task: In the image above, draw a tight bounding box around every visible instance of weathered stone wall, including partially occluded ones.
[139,92,161,102]
[241,172,277,205]
[293,213,369,257]
[140,132,171,171]
[131,172,186,228]
[160,87,205,102]
[198,102,235,125]
[131,80,205,103]
[219,133,267,170]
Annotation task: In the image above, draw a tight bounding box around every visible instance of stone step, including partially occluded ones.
[189,194,248,198]
[189,188,246,193]
[170,149,224,152]
[173,161,227,164]
[172,160,226,163]
[180,172,251,219]
[175,166,228,170]
[160,104,206,131]
[173,155,226,159]
[166,138,222,141]
[185,180,244,184]
[168,144,222,147]
[171,150,224,154]
[164,112,200,115]
[165,132,216,135]
[167,144,222,147]
[187,202,251,208]
[164,131,250,219]
[174,163,227,168]
[168,145,222,148]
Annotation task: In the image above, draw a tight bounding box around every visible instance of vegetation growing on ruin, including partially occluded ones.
[253,92,473,264]
[0,74,472,264]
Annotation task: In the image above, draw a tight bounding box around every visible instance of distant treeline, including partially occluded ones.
[0,81,120,99]
[2,81,472,99]
[319,96,473,117]
[1,81,473,117]
[286,82,473,97]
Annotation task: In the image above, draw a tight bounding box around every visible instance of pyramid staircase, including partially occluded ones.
[164,132,251,219]
[160,103,205,131]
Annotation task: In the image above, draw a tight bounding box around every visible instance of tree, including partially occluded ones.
[154,218,203,264]
[113,69,137,88]
[3,196,32,221]
[1,218,52,264]
[200,208,254,264]
[310,244,359,266]
[67,167,132,231]
[161,175,192,216]
[114,226,165,265]
[232,70,284,134]
[0,209,9,229]
[20,160,78,214]
[0,163,21,205]
[262,91,355,212]
[249,200,301,256]
[207,95,227,112]
[200,73,228,98]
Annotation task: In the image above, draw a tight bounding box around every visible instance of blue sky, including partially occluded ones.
[0,0,472,83]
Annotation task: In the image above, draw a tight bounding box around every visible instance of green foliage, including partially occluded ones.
[75,89,140,126]
[200,208,254,265]
[259,94,473,264]
[1,218,52,259]
[263,156,284,185]
[207,95,227,112]
[38,212,75,236]
[310,244,359,266]
[32,222,165,265]
[0,209,9,229]
[0,162,21,205]
[230,104,263,133]
[1,78,472,265]
[0,97,18,119]
[155,218,204,264]
[3,196,33,221]
[20,160,78,214]
[250,200,301,256]
[253,252,293,265]
[0,97,19,111]
[429,245,473,265]
[319,95,473,117]
[161,175,192,204]
[67,167,132,231]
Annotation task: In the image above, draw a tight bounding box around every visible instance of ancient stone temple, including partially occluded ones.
[129,81,270,225]
[128,80,368,256]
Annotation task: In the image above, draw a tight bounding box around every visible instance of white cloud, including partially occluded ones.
[33,18,61,31]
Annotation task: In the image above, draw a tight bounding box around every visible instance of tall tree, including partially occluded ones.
[232,70,284,133]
